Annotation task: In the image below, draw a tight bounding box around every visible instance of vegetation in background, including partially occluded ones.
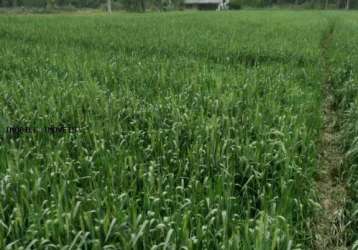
[0,0,357,11]
[228,0,241,9]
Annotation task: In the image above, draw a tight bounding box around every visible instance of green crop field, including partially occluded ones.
[0,11,357,250]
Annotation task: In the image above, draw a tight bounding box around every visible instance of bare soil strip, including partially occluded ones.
[315,22,348,250]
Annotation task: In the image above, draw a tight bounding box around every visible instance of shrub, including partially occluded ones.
[229,0,241,9]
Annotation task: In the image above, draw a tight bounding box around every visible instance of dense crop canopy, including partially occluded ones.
[0,11,356,250]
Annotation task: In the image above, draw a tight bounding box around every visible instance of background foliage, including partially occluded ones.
[0,0,357,11]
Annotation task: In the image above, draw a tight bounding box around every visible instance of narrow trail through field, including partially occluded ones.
[314,21,347,250]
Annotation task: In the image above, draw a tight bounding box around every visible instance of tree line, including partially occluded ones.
[0,0,356,11]
[237,0,354,9]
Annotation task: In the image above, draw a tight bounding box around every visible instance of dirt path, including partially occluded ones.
[314,21,348,250]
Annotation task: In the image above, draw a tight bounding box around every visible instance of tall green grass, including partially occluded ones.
[328,13,358,247]
[0,11,340,249]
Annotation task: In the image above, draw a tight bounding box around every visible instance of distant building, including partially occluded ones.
[184,0,229,10]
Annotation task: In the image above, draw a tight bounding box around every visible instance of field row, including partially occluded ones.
[328,13,358,246]
[0,11,356,249]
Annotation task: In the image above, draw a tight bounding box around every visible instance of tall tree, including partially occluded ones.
[140,0,145,11]
[346,0,350,8]
[107,0,112,13]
